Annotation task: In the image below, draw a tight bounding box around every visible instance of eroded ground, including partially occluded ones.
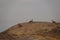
[0,21,60,40]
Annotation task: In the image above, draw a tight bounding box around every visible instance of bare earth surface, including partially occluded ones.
[0,21,60,40]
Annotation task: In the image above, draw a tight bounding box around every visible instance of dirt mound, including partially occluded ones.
[0,21,60,40]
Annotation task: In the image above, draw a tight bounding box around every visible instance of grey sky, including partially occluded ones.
[0,0,60,32]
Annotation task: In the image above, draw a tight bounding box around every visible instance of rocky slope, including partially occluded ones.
[0,21,60,40]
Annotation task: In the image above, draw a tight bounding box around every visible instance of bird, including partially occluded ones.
[29,19,33,23]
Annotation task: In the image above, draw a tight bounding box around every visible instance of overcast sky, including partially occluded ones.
[0,0,60,32]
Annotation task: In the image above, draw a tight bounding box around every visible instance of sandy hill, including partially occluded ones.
[0,21,60,40]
